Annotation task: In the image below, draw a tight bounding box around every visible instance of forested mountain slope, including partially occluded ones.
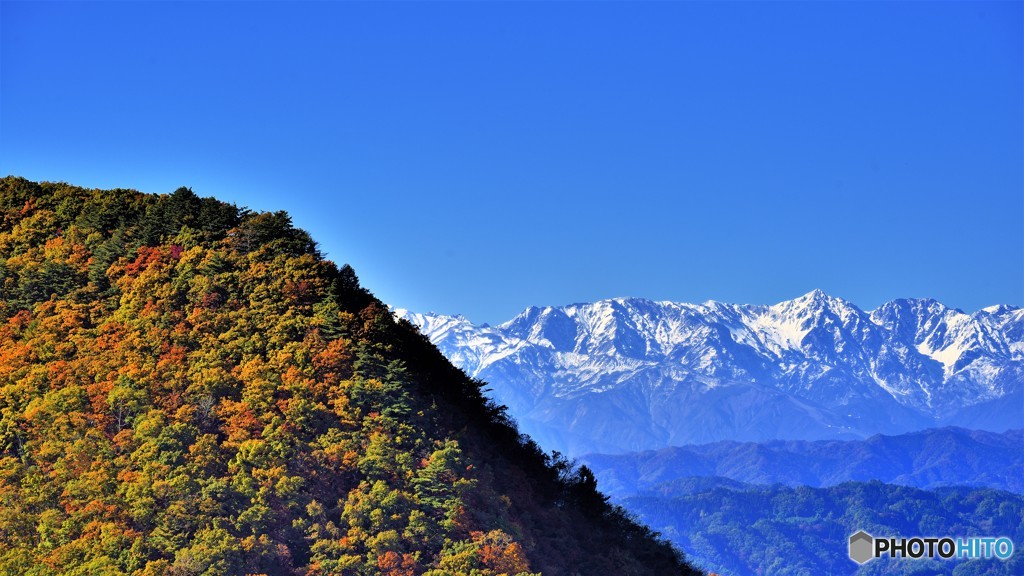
[0,177,699,575]
[623,481,1024,576]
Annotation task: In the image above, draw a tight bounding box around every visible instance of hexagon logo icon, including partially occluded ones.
[849,531,874,564]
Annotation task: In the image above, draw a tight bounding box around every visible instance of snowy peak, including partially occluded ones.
[393,309,522,376]
[394,309,468,335]
[499,305,578,351]
[410,293,1021,381]
[782,288,841,311]
[399,293,1022,455]
[769,290,867,334]
[564,298,656,359]
[871,298,1015,374]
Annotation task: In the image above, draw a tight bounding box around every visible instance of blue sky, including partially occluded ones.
[2,1,1021,323]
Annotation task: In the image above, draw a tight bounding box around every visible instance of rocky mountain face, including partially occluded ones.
[396,292,1023,456]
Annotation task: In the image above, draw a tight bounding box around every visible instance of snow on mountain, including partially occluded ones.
[395,292,1023,456]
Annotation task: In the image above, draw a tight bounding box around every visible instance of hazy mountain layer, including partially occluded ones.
[581,427,1024,497]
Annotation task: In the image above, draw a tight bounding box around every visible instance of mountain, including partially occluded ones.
[396,293,1023,456]
[0,177,700,575]
[622,481,1024,576]
[580,427,1024,497]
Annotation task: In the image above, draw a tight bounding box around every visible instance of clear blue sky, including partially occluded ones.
[2,1,1021,323]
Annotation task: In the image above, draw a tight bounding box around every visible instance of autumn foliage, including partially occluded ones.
[0,177,701,575]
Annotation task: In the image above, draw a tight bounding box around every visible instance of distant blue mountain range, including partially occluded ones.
[581,427,1024,497]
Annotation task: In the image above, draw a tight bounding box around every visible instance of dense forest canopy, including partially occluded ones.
[0,177,700,576]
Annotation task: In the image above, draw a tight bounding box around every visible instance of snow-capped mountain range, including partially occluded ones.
[395,291,1023,456]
